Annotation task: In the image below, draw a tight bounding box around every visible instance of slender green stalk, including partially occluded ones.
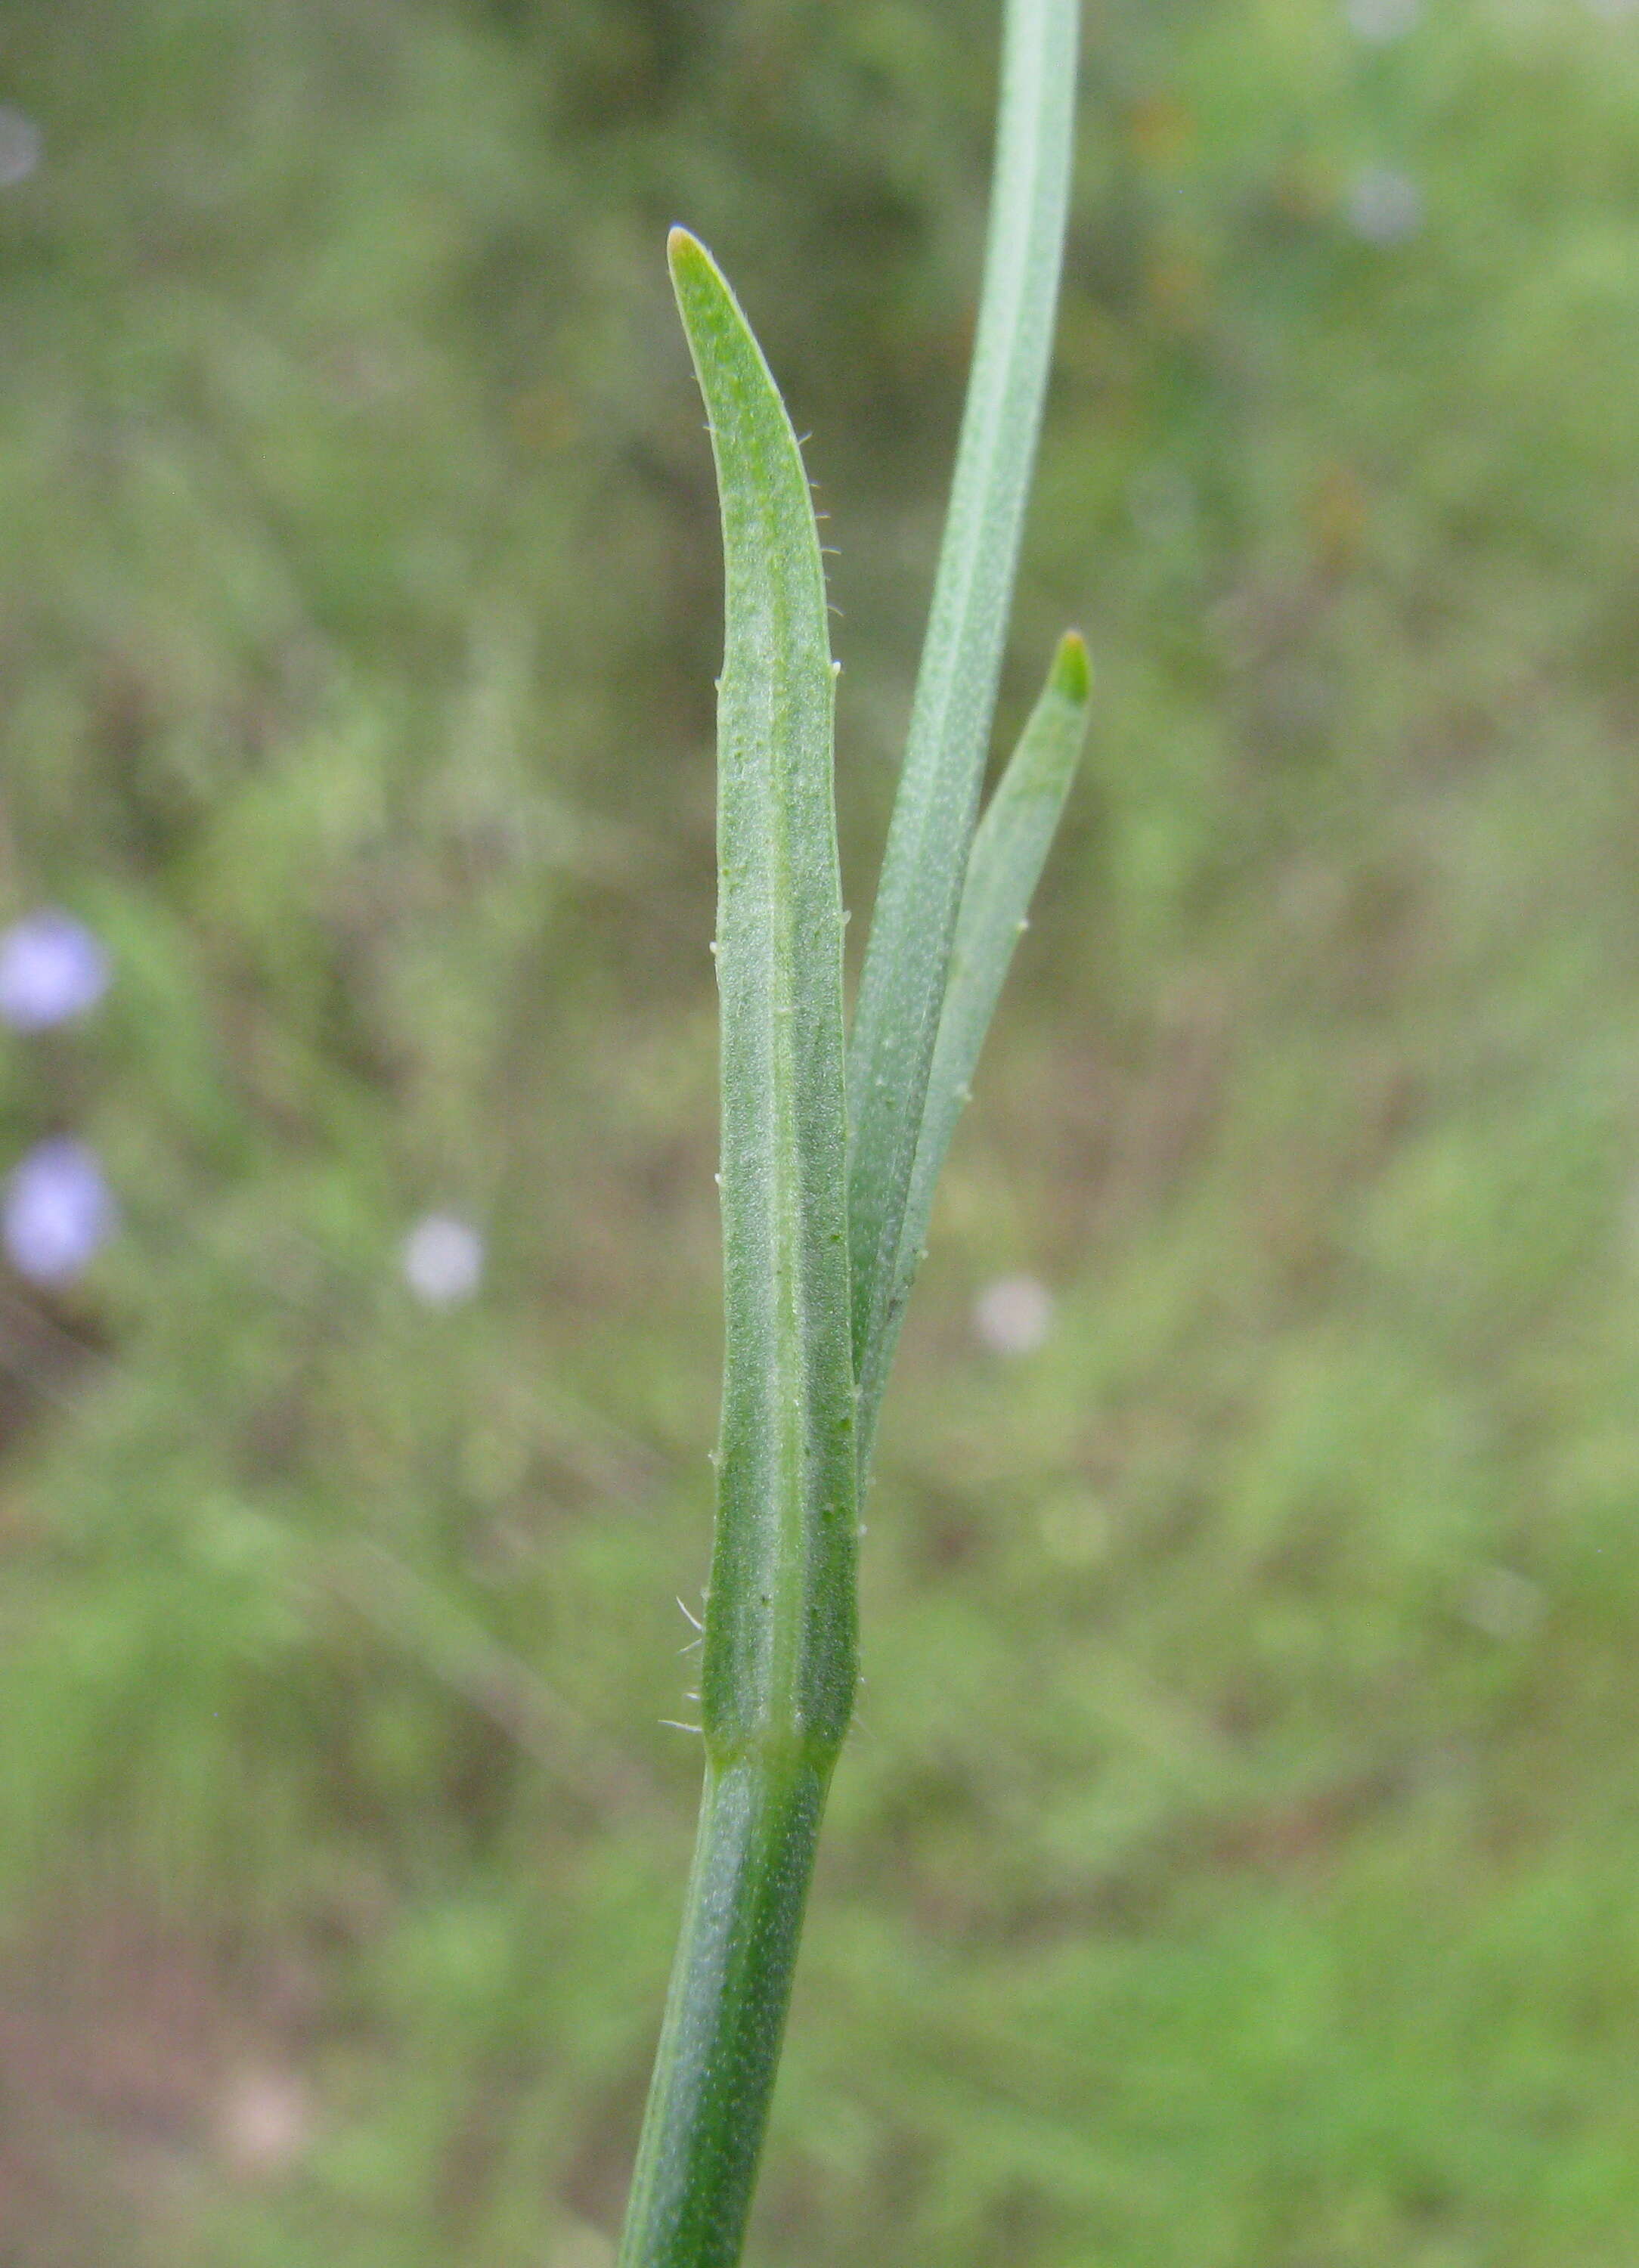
[847,0,1081,1453]
[618,230,856,2268]
[621,6,1083,2257]
[617,1755,829,2268]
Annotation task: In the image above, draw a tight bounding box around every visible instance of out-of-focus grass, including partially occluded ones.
[3,2,1639,2262]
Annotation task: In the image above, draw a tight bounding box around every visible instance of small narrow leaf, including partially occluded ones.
[855,632,1091,1468]
[666,226,858,1760]
[847,0,1081,1430]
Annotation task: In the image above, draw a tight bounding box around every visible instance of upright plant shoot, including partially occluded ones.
[619,6,1084,2263]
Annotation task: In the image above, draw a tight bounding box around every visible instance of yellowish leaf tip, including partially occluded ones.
[667,225,710,282]
[1052,631,1092,705]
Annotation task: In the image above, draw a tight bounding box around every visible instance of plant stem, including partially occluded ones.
[619,0,1082,2245]
[616,1745,834,2268]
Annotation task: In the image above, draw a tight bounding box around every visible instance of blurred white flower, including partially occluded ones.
[1345,0,1420,42]
[401,1213,485,1306]
[971,1272,1054,1357]
[1346,166,1424,246]
[0,907,110,1030]
[0,107,42,190]
[3,1137,117,1285]
[218,2065,312,2179]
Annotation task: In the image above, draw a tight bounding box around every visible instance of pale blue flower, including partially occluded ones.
[402,1213,485,1306]
[0,909,110,1030]
[3,1138,118,1285]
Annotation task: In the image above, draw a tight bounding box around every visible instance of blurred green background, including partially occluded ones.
[3,1,1639,2261]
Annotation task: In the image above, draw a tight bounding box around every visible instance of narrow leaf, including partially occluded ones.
[847,0,1081,1432]
[856,632,1091,1469]
[667,225,858,1765]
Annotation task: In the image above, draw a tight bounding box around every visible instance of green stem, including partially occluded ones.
[616,1747,833,2268]
[619,0,1081,2246]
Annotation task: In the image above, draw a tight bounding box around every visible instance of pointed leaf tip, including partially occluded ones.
[667,225,709,281]
[1052,631,1092,706]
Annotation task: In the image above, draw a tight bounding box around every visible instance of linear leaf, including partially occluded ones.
[846,0,1081,1440]
[855,631,1090,1468]
[668,227,857,1761]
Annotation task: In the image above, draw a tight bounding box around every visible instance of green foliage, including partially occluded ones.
[627,71,1087,2225]
[667,232,859,1772]
[3,1,1639,2264]
[627,6,1089,2242]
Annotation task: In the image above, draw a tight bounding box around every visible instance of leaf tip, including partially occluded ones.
[667,225,711,285]
[1052,631,1092,707]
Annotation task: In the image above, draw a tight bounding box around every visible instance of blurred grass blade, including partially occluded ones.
[618,230,858,2268]
[847,0,1080,1437]
[856,633,1091,1467]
